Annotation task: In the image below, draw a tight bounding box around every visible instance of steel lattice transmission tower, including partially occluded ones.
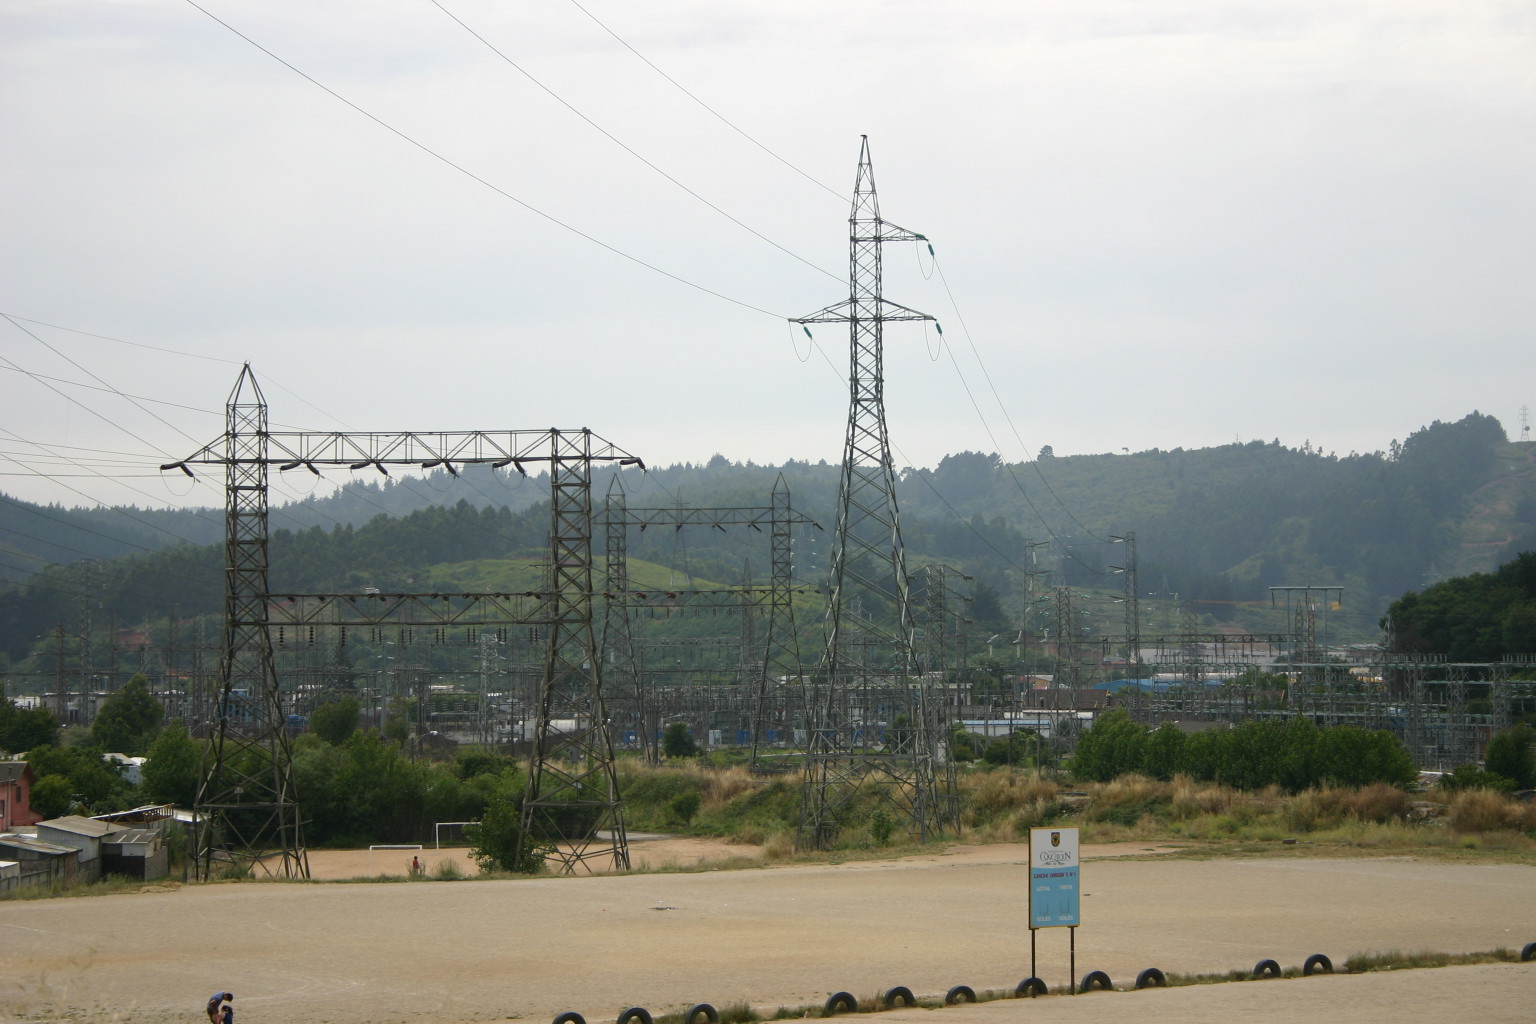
[188,366,308,879]
[792,137,958,848]
[169,367,641,877]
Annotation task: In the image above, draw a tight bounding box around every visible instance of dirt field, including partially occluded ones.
[3,840,1534,1024]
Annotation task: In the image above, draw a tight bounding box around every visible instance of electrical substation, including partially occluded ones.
[31,140,1535,878]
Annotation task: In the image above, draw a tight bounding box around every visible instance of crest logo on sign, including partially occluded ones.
[1051,831,1061,847]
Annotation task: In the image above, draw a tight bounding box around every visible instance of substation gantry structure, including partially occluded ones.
[165,366,642,877]
[599,475,817,767]
[791,136,960,848]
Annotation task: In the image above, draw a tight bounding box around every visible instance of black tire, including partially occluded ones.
[1014,977,1047,998]
[617,1010,653,1024]
[552,1014,586,1024]
[685,1006,718,1024]
[823,993,858,1016]
[880,987,915,1009]
[1253,959,1282,979]
[944,986,976,1005]
[1303,954,1334,976]
[1134,967,1166,989]
[1078,970,1113,993]
[1522,942,1536,962]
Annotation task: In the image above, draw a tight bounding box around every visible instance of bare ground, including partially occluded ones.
[3,840,1534,1024]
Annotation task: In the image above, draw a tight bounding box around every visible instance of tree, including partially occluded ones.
[141,722,201,807]
[29,773,73,819]
[26,743,135,813]
[662,721,698,758]
[1070,709,1145,782]
[1484,725,1535,789]
[0,687,59,752]
[1141,722,1188,781]
[91,673,162,755]
[466,797,543,874]
[310,696,360,746]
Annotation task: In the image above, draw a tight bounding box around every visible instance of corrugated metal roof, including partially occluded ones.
[38,815,127,838]
[0,834,77,856]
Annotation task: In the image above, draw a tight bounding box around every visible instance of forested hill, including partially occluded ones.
[2,411,1533,662]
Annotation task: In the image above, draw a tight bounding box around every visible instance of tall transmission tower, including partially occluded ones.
[187,367,308,880]
[792,137,956,848]
[168,367,641,877]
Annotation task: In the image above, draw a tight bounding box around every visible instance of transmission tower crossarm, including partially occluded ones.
[791,298,934,325]
[165,429,642,472]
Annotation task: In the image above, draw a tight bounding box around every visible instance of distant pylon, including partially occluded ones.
[792,137,957,849]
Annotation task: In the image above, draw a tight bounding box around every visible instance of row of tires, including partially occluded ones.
[550,942,1536,1024]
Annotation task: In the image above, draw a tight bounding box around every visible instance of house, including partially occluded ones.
[102,752,147,786]
[0,762,45,831]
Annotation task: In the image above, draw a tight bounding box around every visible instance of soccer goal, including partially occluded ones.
[434,821,474,849]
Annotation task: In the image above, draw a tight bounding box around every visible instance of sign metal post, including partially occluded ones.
[1027,826,1081,993]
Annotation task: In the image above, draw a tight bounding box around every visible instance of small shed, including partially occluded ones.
[101,827,168,880]
[0,833,80,887]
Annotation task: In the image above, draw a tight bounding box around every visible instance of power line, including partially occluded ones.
[181,0,788,320]
[430,0,839,284]
[564,0,844,202]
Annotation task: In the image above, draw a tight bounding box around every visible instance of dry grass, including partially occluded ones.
[1447,789,1522,832]
[703,765,757,808]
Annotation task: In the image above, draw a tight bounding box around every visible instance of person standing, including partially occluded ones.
[206,992,232,1024]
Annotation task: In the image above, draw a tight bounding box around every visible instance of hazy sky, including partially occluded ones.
[3,0,1533,512]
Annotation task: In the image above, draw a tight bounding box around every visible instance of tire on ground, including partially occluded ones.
[823,993,858,1016]
[617,1009,652,1024]
[1253,959,1282,979]
[1078,970,1113,993]
[1134,967,1167,989]
[1303,954,1334,976]
[1014,977,1047,998]
[685,1005,718,1024]
[944,986,976,1005]
[552,1014,586,1024]
[880,987,916,1009]
[1522,942,1536,962]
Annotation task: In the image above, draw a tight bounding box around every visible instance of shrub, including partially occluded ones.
[669,790,702,826]
[466,798,544,873]
[1340,782,1412,823]
[1447,789,1520,833]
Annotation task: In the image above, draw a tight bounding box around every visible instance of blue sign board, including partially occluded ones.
[1028,826,1080,928]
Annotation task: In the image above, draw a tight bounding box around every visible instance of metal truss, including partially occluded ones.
[167,366,640,876]
[598,474,816,767]
[792,137,957,848]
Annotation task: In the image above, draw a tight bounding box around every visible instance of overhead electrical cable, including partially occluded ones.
[799,336,1027,577]
[3,313,207,446]
[0,428,219,541]
[0,363,220,419]
[0,313,242,364]
[181,0,787,320]
[430,0,840,283]
[563,0,845,202]
[928,253,1111,545]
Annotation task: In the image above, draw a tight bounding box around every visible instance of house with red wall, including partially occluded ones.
[0,762,44,831]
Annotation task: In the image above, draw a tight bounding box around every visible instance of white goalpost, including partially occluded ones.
[434,821,474,849]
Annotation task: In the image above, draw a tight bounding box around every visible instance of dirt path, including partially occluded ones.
[4,842,1534,1024]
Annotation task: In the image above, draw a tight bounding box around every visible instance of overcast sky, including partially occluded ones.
[3,0,1533,513]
